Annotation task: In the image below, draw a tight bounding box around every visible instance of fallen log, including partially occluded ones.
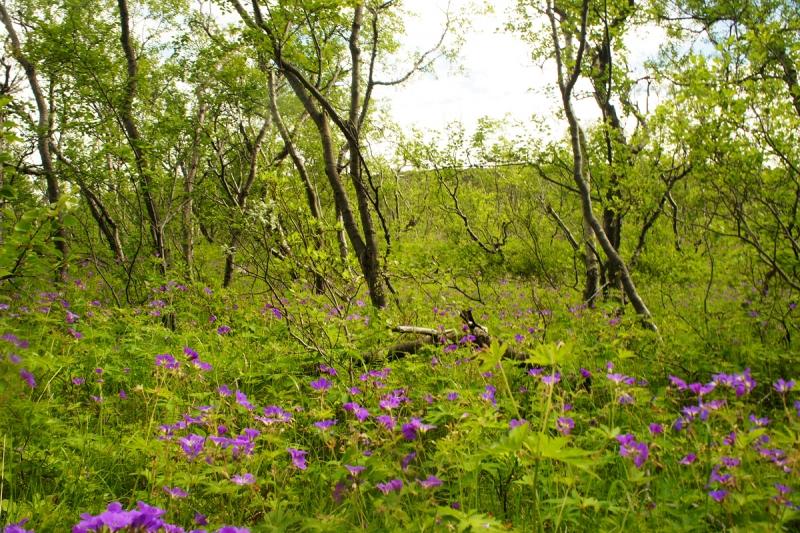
[361,310,530,364]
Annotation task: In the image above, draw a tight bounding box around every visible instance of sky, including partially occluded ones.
[376,0,668,140]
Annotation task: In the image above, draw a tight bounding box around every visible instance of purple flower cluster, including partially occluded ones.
[155,354,180,369]
[480,385,497,407]
[73,502,168,532]
[616,434,648,468]
[256,405,292,425]
[376,478,403,494]
[235,390,255,410]
[343,402,370,421]
[71,501,248,533]
[712,369,757,397]
[379,390,409,410]
[4,519,34,533]
[1,333,29,349]
[401,418,436,440]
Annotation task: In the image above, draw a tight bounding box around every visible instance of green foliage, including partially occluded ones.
[0,271,798,532]
[0,98,70,285]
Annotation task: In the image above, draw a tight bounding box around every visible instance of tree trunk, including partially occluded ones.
[182,101,207,281]
[583,217,600,303]
[268,70,324,293]
[280,70,374,286]
[346,5,386,307]
[222,117,270,288]
[336,207,349,265]
[117,0,168,274]
[547,0,658,333]
[0,1,68,271]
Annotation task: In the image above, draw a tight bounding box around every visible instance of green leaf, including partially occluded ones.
[478,340,506,372]
[14,220,31,232]
[524,341,575,366]
[0,185,15,199]
[62,214,79,227]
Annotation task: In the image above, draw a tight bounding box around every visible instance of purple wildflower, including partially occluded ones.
[510,418,528,429]
[217,326,231,335]
[401,452,417,472]
[375,415,396,430]
[774,379,795,394]
[178,435,205,461]
[731,368,756,396]
[4,518,34,533]
[379,395,401,411]
[257,406,291,425]
[669,376,688,390]
[679,454,697,465]
[688,382,716,395]
[313,419,337,432]
[401,418,436,440]
[616,434,648,468]
[542,372,561,386]
[333,481,348,504]
[310,377,332,391]
[19,368,36,388]
[346,465,365,476]
[649,423,663,436]
[155,354,179,369]
[375,479,403,494]
[606,373,629,385]
[708,490,728,503]
[163,486,188,498]
[417,475,443,488]
[556,417,574,435]
[235,390,255,410]
[231,473,256,485]
[287,448,308,470]
[184,346,199,361]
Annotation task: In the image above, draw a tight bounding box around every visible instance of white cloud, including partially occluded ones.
[379,0,666,140]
